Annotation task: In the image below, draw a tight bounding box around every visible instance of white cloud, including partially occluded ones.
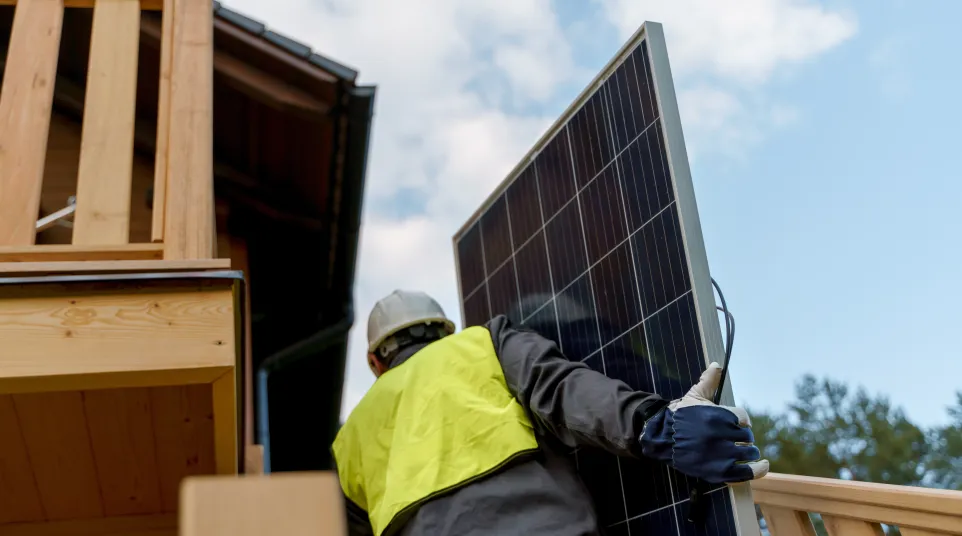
[594,0,858,85]
[219,0,857,421]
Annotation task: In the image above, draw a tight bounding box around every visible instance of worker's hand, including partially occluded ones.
[639,362,769,484]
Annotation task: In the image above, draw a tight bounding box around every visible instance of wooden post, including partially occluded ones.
[162,0,215,260]
[0,0,64,246]
[73,0,141,245]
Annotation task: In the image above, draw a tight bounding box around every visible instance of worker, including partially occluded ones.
[332,290,769,536]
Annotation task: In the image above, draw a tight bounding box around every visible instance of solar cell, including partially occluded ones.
[452,22,760,536]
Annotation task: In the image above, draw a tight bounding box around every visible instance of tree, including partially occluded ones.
[749,375,960,536]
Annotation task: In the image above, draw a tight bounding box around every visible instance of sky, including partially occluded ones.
[221,0,962,428]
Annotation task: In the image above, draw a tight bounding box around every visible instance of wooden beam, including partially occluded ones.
[72,0,141,245]
[0,258,230,275]
[212,369,238,475]
[151,0,174,243]
[0,0,64,246]
[0,0,163,7]
[0,243,164,262]
[163,0,215,260]
[0,286,236,394]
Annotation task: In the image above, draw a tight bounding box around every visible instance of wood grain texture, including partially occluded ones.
[0,513,176,535]
[0,244,164,262]
[212,369,237,475]
[822,515,885,536]
[761,506,817,536]
[163,0,215,260]
[0,395,45,524]
[151,0,174,243]
[150,384,216,513]
[72,0,141,246]
[12,391,104,520]
[0,0,64,246]
[0,258,230,275]
[84,388,163,517]
[0,0,162,7]
[0,287,235,394]
[179,473,346,536]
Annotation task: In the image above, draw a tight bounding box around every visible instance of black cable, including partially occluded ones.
[688,278,736,523]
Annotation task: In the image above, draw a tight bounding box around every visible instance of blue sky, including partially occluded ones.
[222,0,960,427]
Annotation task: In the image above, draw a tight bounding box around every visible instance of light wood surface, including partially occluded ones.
[0,286,235,394]
[72,0,141,246]
[0,0,163,7]
[179,472,346,536]
[0,0,64,246]
[151,0,174,243]
[0,258,231,275]
[163,0,215,260]
[754,473,962,535]
[0,244,165,263]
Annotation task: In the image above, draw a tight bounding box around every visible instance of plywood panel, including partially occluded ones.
[72,0,142,246]
[12,391,104,520]
[84,388,163,517]
[0,0,64,246]
[150,384,216,513]
[0,287,235,394]
[0,395,44,524]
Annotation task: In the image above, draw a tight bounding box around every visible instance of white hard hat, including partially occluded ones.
[367,290,456,354]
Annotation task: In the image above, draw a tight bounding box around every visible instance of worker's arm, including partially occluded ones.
[332,461,374,536]
[486,315,668,457]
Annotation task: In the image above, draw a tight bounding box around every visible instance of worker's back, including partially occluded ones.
[333,321,608,536]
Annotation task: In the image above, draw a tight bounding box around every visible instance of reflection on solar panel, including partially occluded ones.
[452,22,759,536]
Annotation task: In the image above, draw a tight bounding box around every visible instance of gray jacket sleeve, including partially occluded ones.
[485,315,667,458]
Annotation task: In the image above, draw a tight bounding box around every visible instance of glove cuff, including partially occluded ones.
[639,406,674,465]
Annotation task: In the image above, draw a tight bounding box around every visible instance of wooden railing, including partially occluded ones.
[0,0,214,263]
[753,473,962,536]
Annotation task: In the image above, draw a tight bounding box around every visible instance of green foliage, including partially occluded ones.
[750,375,962,536]
[749,375,960,488]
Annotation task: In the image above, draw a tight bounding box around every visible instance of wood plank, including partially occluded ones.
[0,258,231,275]
[753,473,962,517]
[150,384,216,513]
[0,243,164,262]
[0,0,64,246]
[822,515,885,536]
[150,0,174,243]
[244,445,264,475]
[0,366,230,396]
[12,391,104,520]
[0,287,236,394]
[83,388,163,517]
[0,0,163,8]
[72,0,141,246]
[163,0,214,260]
[0,513,176,536]
[900,529,956,536]
[0,395,44,524]
[752,490,962,534]
[179,473,346,536]
[761,506,817,536]
[212,369,237,475]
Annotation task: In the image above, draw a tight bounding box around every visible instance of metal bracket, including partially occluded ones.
[36,196,77,232]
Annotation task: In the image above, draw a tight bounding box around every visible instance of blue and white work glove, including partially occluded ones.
[639,362,769,484]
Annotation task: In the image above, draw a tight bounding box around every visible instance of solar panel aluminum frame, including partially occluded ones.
[451,21,761,536]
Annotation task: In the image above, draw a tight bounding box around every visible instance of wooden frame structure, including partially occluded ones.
[0,0,243,534]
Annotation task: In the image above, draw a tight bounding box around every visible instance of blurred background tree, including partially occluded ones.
[749,376,962,535]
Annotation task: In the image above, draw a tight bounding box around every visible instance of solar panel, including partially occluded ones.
[452,22,760,536]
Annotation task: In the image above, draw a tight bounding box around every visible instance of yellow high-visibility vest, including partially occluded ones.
[332,326,541,536]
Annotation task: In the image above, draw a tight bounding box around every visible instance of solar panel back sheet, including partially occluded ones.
[451,22,760,536]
